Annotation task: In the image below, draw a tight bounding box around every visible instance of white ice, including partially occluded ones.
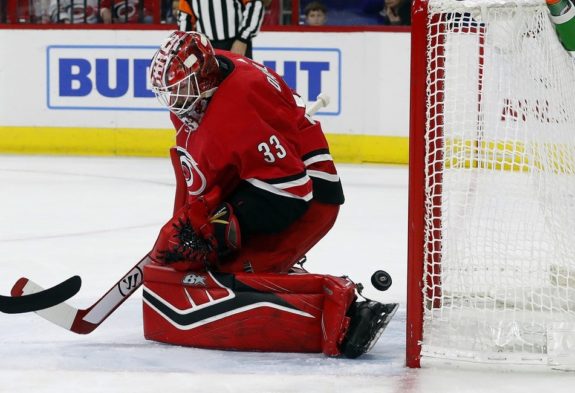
[0,155,573,393]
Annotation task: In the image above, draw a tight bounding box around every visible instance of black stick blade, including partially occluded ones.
[0,276,82,314]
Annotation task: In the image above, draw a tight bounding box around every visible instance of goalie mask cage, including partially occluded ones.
[407,0,575,369]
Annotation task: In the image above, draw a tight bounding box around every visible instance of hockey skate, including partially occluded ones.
[340,300,399,359]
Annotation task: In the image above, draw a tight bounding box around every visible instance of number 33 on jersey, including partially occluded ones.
[171,51,344,205]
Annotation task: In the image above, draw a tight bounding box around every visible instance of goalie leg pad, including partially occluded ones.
[321,275,357,356]
[142,264,356,355]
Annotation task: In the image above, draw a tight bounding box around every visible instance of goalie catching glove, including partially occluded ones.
[151,190,242,271]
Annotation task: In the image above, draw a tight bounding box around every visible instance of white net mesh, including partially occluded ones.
[422,0,575,365]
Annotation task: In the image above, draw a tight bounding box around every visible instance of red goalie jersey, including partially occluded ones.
[171,51,343,206]
[167,51,344,273]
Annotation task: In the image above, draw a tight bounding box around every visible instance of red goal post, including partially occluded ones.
[407,0,575,369]
[408,0,487,368]
[406,0,428,369]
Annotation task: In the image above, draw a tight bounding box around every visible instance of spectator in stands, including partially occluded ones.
[304,1,327,26]
[262,0,280,26]
[31,0,50,23]
[379,0,411,25]
[100,0,153,23]
[49,0,100,23]
[177,0,270,59]
[8,0,47,22]
[162,0,179,24]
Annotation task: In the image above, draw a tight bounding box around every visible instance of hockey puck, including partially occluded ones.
[371,270,392,291]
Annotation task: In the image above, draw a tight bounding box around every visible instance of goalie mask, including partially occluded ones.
[150,31,220,117]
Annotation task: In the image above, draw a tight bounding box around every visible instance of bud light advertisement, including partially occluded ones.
[46,44,341,114]
[47,45,162,111]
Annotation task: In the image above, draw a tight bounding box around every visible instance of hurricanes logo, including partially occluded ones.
[113,1,137,20]
[176,146,206,196]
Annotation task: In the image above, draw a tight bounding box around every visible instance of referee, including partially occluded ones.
[177,0,271,59]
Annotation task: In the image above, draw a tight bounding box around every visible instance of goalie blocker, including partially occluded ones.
[143,264,397,357]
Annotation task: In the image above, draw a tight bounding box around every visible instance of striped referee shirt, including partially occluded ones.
[178,0,265,43]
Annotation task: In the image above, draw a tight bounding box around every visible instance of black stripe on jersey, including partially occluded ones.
[251,1,265,38]
[194,0,207,36]
[241,2,255,38]
[302,148,331,162]
[221,0,230,39]
[178,11,192,31]
[207,1,219,40]
[265,171,308,185]
[240,1,262,40]
[310,177,345,205]
[233,0,241,36]
[181,0,263,42]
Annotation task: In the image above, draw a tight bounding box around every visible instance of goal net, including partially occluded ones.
[407,0,575,368]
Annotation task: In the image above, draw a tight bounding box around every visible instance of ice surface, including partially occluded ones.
[0,155,573,392]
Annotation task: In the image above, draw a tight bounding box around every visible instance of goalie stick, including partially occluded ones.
[0,276,81,314]
[11,255,151,334]
[7,93,331,334]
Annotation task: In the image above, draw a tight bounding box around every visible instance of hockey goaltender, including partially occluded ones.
[144,31,398,358]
